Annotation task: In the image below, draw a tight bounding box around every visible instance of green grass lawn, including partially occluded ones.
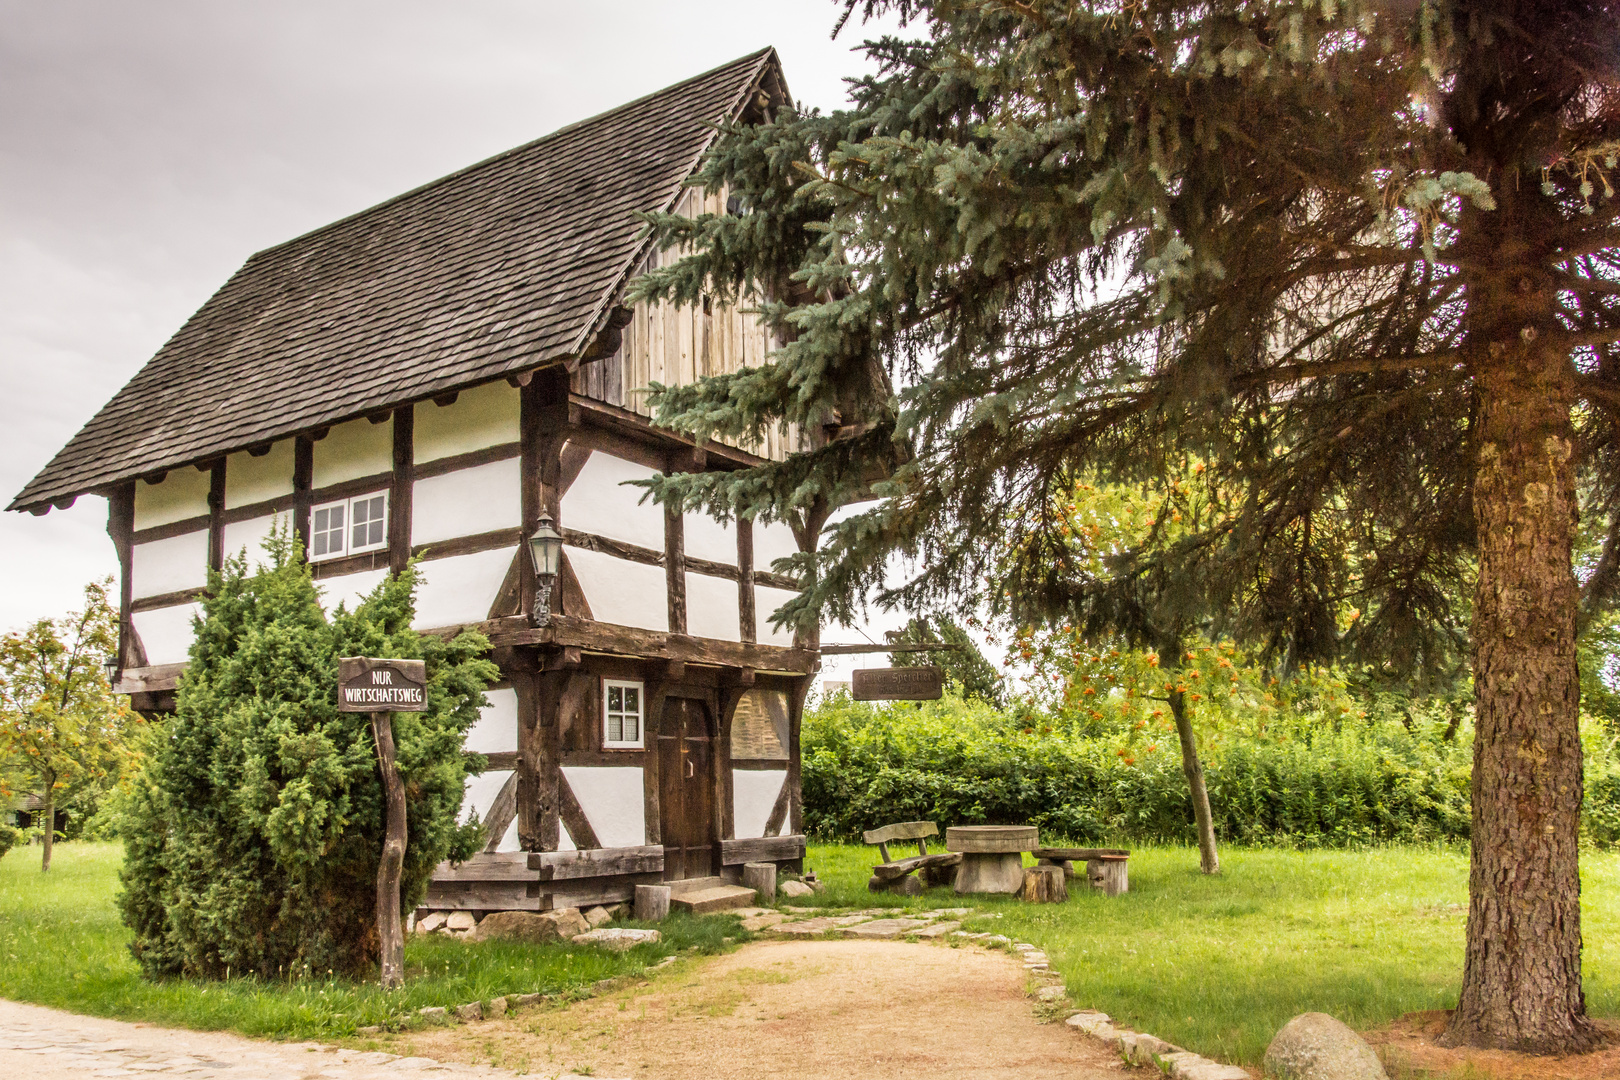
[3,841,1616,1066]
[0,842,738,1040]
[800,841,1620,1065]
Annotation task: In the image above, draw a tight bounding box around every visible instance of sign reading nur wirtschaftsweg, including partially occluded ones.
[337,657,428,712]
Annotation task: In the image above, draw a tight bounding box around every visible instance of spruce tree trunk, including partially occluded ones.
[1441,246,1595,1051]
[40,788,54,873]
[1168,689,1219,875]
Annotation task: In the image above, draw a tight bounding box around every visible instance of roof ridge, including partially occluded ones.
[249,46,776,265]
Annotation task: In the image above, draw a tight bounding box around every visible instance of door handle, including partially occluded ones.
[687,759,694,778]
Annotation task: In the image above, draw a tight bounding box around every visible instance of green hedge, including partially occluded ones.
[801,693,1620,847]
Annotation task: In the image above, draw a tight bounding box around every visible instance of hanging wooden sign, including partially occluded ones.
[852,665,944,701]
[337,657,427,712]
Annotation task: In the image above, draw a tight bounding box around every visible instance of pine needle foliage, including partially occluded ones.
[631,0,1620,1051]
[118,530,495,981]
[633,0,1618,671]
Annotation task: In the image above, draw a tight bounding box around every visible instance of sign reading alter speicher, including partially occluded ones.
[851,665,944,701]
[338,657,428,712]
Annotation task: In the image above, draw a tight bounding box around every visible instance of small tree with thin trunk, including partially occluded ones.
[0,579,137,872]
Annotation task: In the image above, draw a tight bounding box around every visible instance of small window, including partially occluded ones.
[603,679,644,749]
[309,492,388,561]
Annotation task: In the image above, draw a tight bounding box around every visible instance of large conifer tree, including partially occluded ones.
[635,0,1620,1052]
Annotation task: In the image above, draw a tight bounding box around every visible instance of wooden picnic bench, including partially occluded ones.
[864,821,962,895]
[1031,847,1130,896]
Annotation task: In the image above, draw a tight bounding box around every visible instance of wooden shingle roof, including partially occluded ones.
[11,48,782,513]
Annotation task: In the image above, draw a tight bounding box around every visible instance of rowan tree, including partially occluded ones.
[0,579,138,872]
[631,0,1620,1052]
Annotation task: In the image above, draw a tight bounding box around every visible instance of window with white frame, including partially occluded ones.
[603,679,644,749]
[309,492,388,561]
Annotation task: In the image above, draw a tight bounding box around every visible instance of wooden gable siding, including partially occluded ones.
[571,187,803,463]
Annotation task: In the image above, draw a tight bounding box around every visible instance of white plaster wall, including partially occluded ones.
[461,769,512,826]
[561,453,665,550]
[556,821,577,852]
[312,417,392,488]
[225,442,294,509]
[684,511,736,565]
[412,458,521,546]
[685,571,741,642]
[412,548,513,629]
[319,568,388,615]
[754,519,800,573]
[755,585,801,647]
[560,766,646,848]
[222,513,286,569]
[732,769,787,840]
[565,545,668,632]
[131,530,209,599]
[465,687,519,754]
[495,818,520,853]
[133,469,211,531]
[415,381,520,464]
[131,603,200,666]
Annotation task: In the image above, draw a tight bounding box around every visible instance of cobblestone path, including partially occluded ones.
[0,999,526,1080]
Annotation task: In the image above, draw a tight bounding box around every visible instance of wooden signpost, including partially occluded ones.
[851,665,944,701]
[338,657,427,990]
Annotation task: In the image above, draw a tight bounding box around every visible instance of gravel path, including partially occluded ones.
[0,935,1121,1080]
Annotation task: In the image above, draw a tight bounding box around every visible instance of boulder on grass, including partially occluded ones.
[445,911,477,932]
[469,908,589,943]
[584,905,614,927]
[416,911,448,934]
[780,880,813,898]
[571,927,662,951]
[1264,1013,1388,1080]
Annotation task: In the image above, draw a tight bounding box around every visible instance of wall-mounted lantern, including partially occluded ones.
[527,513,564,627]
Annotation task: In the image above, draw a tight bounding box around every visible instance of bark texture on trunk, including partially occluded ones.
[1442,250,1595,1051]
[40,788,54,873]
[1168,689,1219,875]
[370,712,407,991]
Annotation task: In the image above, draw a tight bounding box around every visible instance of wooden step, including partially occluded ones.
[670,884,757,915]
[667,876,727,897]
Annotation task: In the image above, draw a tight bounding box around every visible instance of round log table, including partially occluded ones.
[945,825,1038,894]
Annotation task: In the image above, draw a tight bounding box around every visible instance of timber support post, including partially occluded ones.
[370,709,408,991]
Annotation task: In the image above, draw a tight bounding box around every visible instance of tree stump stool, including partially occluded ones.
[945,825,1038,894]
[1020,864,1068,903]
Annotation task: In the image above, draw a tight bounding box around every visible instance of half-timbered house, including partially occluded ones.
[10,49,819,911]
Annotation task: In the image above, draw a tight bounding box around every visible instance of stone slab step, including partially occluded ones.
[670,884,757,914]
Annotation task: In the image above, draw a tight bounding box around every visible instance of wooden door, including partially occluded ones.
[658,697,718,880]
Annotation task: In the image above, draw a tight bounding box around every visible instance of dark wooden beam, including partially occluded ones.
[485,615,818,673]
[390,405,414,576]
[736,516,756,644]
[293,435,314,550]
[556,770,602,850]
[665,505,687,636]
[107,483,135,671]
[129,588,207,613]
[206,459,226,572]
[411,440,521,483]
[129,514,211,546]
[719,834,806,865]
[527,844,663,879]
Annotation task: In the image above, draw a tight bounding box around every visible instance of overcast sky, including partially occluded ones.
[0,0,924,642]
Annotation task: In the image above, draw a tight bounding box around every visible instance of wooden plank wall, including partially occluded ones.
[573,188,803,462]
